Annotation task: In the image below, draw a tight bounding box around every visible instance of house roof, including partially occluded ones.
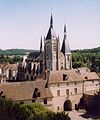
[48,69,82,84]
[48,68,99,84]
[0,79,53,101]
[1,63,17,71]
[81,72,99,80]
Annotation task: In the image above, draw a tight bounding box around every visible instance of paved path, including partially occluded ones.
[67,110,93,120]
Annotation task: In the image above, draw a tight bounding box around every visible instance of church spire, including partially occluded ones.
[45,14,56,40]
[64,24,66,37]
[40,36,42,52]
[61,24,71,56]
[50,14,53,28]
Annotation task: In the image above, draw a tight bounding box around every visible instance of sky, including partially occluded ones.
[0,0,100,50]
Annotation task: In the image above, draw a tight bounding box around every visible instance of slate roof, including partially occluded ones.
[46,26,56,40]
[0,80,53,101]
[46,14,56,40]
[28,51,41,59]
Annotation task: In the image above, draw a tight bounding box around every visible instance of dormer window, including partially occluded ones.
[32,88,41,99]
[63,74,68,81]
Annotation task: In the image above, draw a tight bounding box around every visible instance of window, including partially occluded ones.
[57,106,60,110]
[66,89,69,96]
[66,83,68,86]
[74,88,77,94]
[57,84,59,87]
[92,80,94,83]
[57,90,60,96]
[67,55,70,61]
[27,75,29,80]
[75,82,77,85]
[63,74,68,81]
[31,76,33,80]
[44,99,47,104]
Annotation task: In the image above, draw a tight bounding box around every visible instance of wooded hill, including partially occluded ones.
[0,49,36,55]
[72,47,100,73]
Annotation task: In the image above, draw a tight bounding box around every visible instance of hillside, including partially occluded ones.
[0,49,38,55]
[72,47,100,53]
[0,47,99,55]
[72,47,100,73]
[0,47,99,73]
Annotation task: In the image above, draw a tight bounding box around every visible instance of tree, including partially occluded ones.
[22,103,71,120]
[0,97,71,120]
[0,97,31,120]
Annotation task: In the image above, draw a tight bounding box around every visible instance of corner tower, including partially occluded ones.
[44,14,60,71]
[61,25,72,69]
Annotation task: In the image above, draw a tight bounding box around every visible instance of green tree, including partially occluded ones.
[0,97,31,120]
[22,103,71,120]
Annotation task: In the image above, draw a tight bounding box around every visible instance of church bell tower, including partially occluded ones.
[44,14,60,71]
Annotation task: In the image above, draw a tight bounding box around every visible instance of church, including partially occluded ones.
[16,14,72,81]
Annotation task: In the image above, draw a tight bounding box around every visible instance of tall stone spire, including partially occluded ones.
[50,14,53,28]
[45,14,56,40]
[61,24,71,56]
[40,36,42,52]
[64,24,66,37]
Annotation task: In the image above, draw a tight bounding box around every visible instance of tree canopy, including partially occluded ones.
[72,47,100,73]
[0,97,70,120]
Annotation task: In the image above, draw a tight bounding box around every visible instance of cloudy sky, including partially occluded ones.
[0,0,100,50]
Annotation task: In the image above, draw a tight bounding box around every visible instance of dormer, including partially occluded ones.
[63,74,68,81]
[32,88,41,99]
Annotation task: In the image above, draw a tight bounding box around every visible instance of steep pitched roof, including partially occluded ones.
[28,51,41,59]
[61,25,71,55]
[0,80,53,101]
[48,69,83,84]
[46,14,56,40]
